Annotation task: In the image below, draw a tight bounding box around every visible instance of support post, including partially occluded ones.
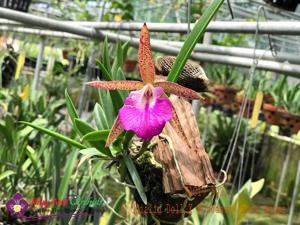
[78,50,96,117]
[31,37,45,99]
[274,144,291,210]
[287,160,300,225]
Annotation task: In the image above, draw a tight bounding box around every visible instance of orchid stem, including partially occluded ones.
[133,141,150,160]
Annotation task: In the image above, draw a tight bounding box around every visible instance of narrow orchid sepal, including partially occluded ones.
[105,116,124,147]
[138,23,155,84]
[86,81,144,90]
[155,81,203,100]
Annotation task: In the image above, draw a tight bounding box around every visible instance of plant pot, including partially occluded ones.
[62,49,69,60]
[213,85,238,107]
[263,93,274,104]
[235,96,255,118]
[280,112,300,134]
[0,0,32,12]
[262,103,282,126]
[123,59,137,72]
[202,87,216,106]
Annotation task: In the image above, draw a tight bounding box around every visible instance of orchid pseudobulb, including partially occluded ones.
[87,23,202,146]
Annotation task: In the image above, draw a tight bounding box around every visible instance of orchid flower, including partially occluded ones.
[87,23,202,146]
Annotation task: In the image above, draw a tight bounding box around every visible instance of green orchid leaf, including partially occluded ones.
[94,103,109,130]
[20,121,86,149]
[65,89,79,126]
[79,148,107,157]
[123,154,147,205]
[0,170,15,181]
[74,118,95,136]
[81,130,110,142]
[57,150,78,200]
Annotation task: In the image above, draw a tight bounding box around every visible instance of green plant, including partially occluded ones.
[244,71,271,100]
[208,64,244,88]
[269,75,300,113]
[17,1,223,223]
[281,83,300,114]
[200,112,261,171]
[103,0,134,21]
[201,179,265,225]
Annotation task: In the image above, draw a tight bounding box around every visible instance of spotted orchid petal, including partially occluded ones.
[118,85,172,140]
[105,116,124,147]
[155,81,203,100]
[86,81,144,90]
[138,23,155,84]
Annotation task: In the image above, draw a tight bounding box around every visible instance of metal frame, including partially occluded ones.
[1,7,300,77]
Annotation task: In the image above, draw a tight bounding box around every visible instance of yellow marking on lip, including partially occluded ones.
[13,204,22,212]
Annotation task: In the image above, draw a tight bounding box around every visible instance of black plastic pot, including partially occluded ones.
[0,0,32,12]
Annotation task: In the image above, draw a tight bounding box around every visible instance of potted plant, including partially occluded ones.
[236,71,273,119]
[208,65,243,111]
[278,83,300,134]
[263,76,288,126]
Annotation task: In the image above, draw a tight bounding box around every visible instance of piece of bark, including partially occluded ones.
[153,95,216,196]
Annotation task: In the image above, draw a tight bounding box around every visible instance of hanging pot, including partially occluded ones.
[280,111,300,134]
[213,85,238,107]
[0,0,32,12]
[202,87,216,107]
[62,49,69,60]
[123,59,137,72]
[263,93,274,105]
[262,104,283,126]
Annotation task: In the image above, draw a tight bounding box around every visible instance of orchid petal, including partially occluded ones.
[138,23,155,84]
[155,81,203,100]
[86,81,144,90]
[119,86,173,140]
[105,116,124,147]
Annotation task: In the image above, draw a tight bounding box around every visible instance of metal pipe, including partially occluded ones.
[1,9,300,77]
[31,37,45,98]
[69,21,300,35]
[1,8,300,35]
[2,26,300,78]
[157,40,300,64]
[0,7,104,39]
[104,32,300,78]
[0,26,86,39]
[2,25,300,65]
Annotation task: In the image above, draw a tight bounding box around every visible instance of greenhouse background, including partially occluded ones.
[0,0,300,224]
